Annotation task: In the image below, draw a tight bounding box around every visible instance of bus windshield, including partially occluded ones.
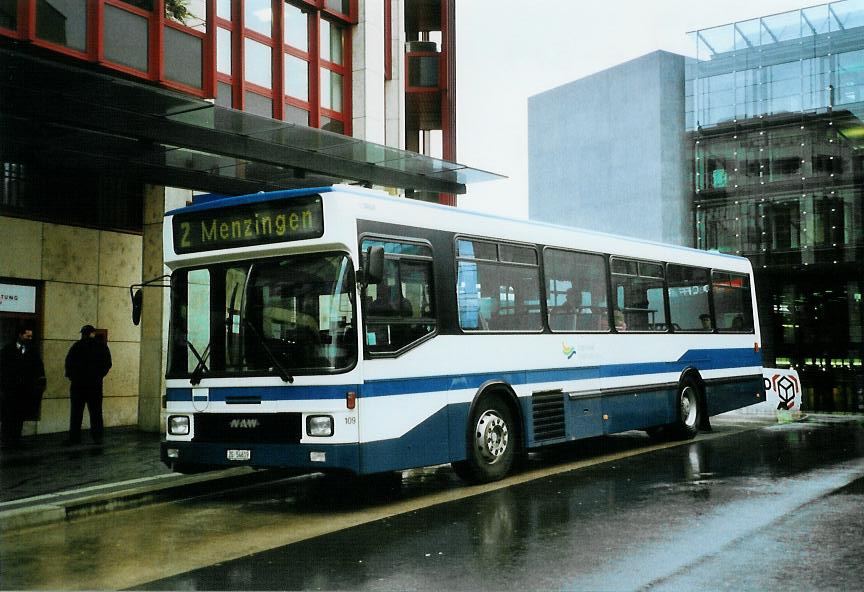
[168,252,357,378]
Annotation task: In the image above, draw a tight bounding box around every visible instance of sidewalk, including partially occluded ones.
[0,427,268,531]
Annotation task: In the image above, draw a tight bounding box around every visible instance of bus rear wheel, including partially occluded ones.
[670,376,702,440]
[452,396,516,484]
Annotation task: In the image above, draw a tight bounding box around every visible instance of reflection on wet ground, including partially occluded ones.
[3,416,863,591]
[137,416,864,591]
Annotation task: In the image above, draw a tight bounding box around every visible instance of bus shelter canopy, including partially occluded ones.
[0,49,504,196]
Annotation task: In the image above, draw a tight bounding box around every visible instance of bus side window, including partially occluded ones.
[457,240,542,333]
[362,238,436,355]
[543,249,608,333]
[611,258,667,332]
[667,264,711,332]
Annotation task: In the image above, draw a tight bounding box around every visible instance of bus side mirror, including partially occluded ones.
[359,246,384,286]
[129,275,171,326]
[131,289,143,326]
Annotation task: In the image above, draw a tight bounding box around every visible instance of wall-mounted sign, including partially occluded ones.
[0,283,37,314]
[172,195,324,254]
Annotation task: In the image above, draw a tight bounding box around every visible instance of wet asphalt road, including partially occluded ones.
[138,416,864,591]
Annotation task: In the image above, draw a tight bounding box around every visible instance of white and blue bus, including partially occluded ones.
[159,185,764,483]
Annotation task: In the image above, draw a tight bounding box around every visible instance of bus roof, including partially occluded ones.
[165,185,750,268]
[165,186,348,215]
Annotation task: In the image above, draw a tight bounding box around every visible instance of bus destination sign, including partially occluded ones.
[172,196,324,254]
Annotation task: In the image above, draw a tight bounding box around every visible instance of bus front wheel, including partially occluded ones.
[670,376,702,440]
[452,396,516,484]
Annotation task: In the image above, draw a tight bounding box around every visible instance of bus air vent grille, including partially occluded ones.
[192,413,302,443]
[532,390,565,441]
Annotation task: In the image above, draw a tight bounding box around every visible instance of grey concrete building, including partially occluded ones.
[528,50,688,246]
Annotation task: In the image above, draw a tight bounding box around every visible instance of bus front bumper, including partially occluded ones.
[160,440,361,474]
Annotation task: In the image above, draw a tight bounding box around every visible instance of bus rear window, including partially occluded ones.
[712,271,754,332]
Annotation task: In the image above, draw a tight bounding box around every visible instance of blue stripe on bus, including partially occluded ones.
[166,347,760,402]
[364,347,759,396]
[166,384,356,402]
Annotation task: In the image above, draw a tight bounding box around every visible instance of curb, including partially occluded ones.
[0,467,290,532]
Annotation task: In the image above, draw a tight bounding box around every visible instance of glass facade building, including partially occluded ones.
[687,0,864,412]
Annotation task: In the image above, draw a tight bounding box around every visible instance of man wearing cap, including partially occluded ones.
[64,325,112,445]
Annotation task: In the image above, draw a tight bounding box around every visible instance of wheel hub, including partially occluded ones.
[475,410,509,464]
[681,386,698,428]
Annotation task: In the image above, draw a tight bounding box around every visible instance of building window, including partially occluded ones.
[216,0,231,19]
[318,16,347,130]
[0,0,18,30]
[165,0,206,31]
[324,0,349,16]
[162,0,207,91]
[319,68,342,112]
[217,26,232,75]
[0,1,354,127]
[283,1,310,121]
[244,37,272,89]
[212,1,352,129]
[284,1,307,50]
[284,52,309,101]
[36,0,88,52]
[1,160,143,232]
[244,0,272,37]
[104,3,149,73]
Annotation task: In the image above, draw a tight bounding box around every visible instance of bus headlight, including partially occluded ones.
[168,415,190,436]
[306,415,333,437]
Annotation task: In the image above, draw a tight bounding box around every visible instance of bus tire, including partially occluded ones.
[452,396,516,484]
[670,376,702,440]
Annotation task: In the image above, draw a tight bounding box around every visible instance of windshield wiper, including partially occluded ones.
[187,340,211,386]
[243,320,294,384]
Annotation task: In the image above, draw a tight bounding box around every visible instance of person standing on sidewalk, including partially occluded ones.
[64,325,112,445]
[0,325,46,448]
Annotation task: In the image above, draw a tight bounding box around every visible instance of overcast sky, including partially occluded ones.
[455,0,816,218]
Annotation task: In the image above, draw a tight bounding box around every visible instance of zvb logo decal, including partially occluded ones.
[766,374,799,410]
[562,342,577,360]
[229,419,260,429]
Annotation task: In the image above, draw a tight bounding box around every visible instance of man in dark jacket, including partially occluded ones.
[65,325,112,445]
[0,326,46,448]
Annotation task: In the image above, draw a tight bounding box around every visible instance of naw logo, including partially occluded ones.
[562,342,577,360]
[764,373,800,410]
[229,418,260,429]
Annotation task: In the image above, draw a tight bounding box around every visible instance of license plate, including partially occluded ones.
[226,449,251,461]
